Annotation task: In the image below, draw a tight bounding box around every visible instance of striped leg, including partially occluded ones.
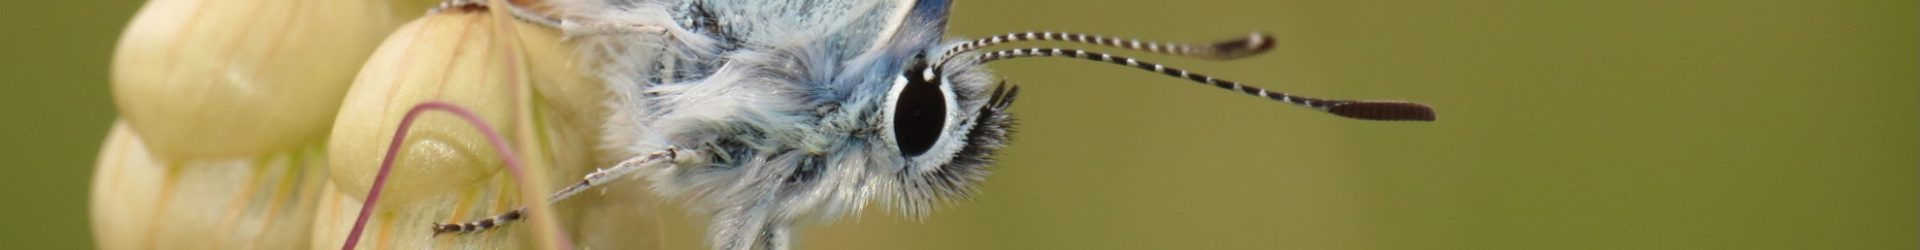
[432,147,680,234]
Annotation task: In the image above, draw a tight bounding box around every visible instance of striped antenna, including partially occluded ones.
[941,31,1275,63]
[979,48,1435,121]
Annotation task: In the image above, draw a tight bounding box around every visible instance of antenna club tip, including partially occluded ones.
[1248,32,1276,51]
[1208,32,1277,60]
[1328,101,1437,122]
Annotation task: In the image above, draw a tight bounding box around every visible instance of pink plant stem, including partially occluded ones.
[341,101,574,250]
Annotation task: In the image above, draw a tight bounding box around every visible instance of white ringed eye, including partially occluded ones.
[887,61,950,157]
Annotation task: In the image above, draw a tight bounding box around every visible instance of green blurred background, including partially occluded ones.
[2,0,1913,249]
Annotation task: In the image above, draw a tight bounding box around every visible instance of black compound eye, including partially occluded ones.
[890,60,948,157]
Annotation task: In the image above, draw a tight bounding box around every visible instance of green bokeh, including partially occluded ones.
[0,0,137,249]
[2,0,1912,249]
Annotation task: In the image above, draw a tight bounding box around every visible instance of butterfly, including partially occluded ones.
[345,0,1434,249]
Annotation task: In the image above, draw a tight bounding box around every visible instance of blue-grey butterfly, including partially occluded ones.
[349,0,1435,249]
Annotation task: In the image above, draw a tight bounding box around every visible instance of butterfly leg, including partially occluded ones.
[431,147,681,234]
[432,0,676,36]
[431,0,564,29]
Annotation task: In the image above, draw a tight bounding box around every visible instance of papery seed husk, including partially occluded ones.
[90,121,330,249]
[325,5,608,213]
[111,0,395,160]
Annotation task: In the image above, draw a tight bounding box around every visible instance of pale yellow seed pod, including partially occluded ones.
[91,121,331,249]
[328,8,521,204]
[324,6,610,203]
[316,6,637,249]
[111,0,396,160]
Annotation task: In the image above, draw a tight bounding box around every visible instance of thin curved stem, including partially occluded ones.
[340,101,574,249]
